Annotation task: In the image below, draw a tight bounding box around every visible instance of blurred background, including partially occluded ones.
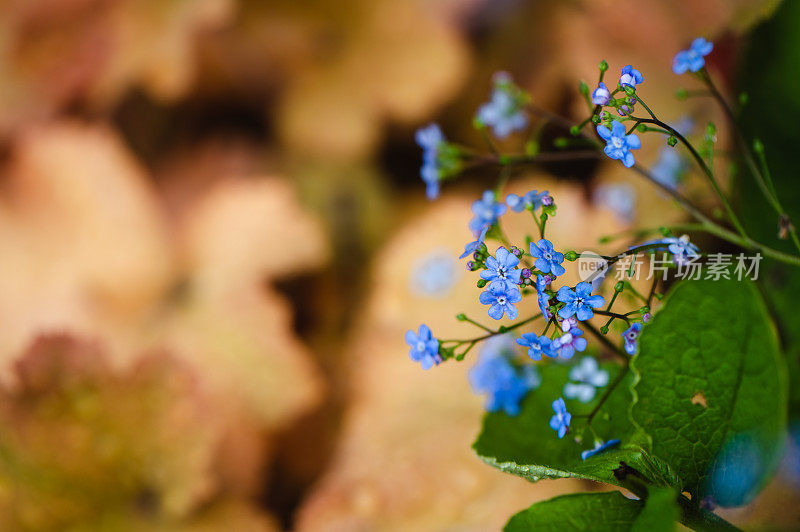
[0,0,798,530]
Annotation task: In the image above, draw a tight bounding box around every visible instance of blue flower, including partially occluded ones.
[476,72,528,139]
[410,250,458,298]
[557,282,605,321]
[594,183,636,223]
[619,65,644,89]
[517,333,556,361]
[458,227,489,260]
[549,398,571,438]
[535,274,553,319]
[673,37,713,75]
[597,121,641,168]
[479,283,522,320]
[623,322,643,355]
[481,246,523,289]
[469,336,540,416]
[651,147,687,191]
[581,439,621,461]
[563,357,609,402]
[666,234,700,266]
[506,190,550,212]
[415,123,446,200]
[469,190,507,237]
[552,325,587,359]
[529,239,565,276]
[591,81,611,105]
[405,324,441,370]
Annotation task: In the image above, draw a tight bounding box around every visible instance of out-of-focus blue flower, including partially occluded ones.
[623,322,643,355]
[529,239,566,277]
[594,183,636,223]
[557,282,605,321]
[597,121,641,168]
[666,234,700,266]
[405,324,441,370]
[706,433,763,507]
[673,37,713,75]
[581,439,621,461]
[410,250,458,298]
[552,324,587,359]
[591,81,611,105]
[783,424,800,488]
[536,274,553,319]
[564,357,609,402]
[517,333,556,361]
[469,335,540,416]
[415,123,446,200]
[550,397,571,438]
[469,190,507,237]
[619,65,644,89]
[651,147,687,191]
[506,190,550,212]
[476,72,528,138]
[479,283,522,320]
[482,246,523,289]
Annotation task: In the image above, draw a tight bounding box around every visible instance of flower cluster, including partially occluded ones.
[405,49,715,452]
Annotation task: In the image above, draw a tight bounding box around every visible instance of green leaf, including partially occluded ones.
[630,278,787,506]
[504,491,643,532]
[473,362,678,488]
[631,487,678,532]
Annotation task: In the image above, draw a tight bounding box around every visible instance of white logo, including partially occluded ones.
[577,250,609,282]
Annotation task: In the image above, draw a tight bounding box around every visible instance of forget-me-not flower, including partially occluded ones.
[591,82,611,105]
[619,65,644,89]
[517,333,556,361]
[594,183,636,223]
[666,234,700,266]
[459,227,489,260]
[469,190,507,237]
[552,324,587,359]
[673,37,713,75]
[623,322,643,355]
[651,147,686,191]
[535,274,553,319]
[405,324,441,370]
[581,439,621,461]
[410,250,458,298]
[506,190,549,212]
[529,239,566,276]
[415,123,446,200]
[550,398,571,438]
[469,336,540,416]
[479,283,522,320]
[476,72,528,139]
[482,247,523,289]
[557,282,606,321]
[597,121,641,168]
[563,357,609,402]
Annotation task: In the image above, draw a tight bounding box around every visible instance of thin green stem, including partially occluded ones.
[586,365,629,425]
[583,322,628,362]
[628,101,749,240]
[462,316,493,333]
